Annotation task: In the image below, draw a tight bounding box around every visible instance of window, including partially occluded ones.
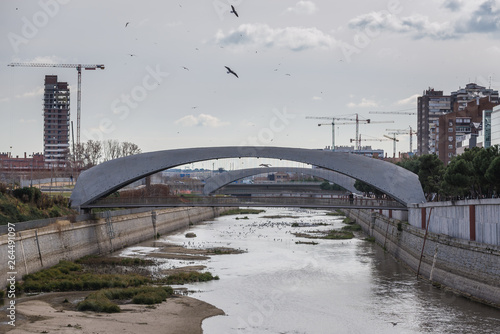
[448,136,453,142]
[448,120,453,126]
[448,127,453,132]
[448,144,453,149]
[448,153,453,157]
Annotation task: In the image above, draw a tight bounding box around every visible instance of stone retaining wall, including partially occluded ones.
[344,208,500,308]
[0,207,228,288]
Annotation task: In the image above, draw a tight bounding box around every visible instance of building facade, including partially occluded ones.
[438,97,498,164]
[491,105,500,147]
[417,88,452,155]
[43,75,70,167]
[450,83,499,111]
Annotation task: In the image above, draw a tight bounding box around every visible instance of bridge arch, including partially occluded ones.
[70,146,426,209]
[202,167,361,195]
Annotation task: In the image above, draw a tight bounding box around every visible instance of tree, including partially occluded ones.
[396,155,421,174]
[485,156,500,195]
[417,154,444,201]
[442,158,474,198]
[354,180,384,198]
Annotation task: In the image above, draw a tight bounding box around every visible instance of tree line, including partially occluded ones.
[397,145,500,201]
[353,145,500,201]
[72,140,141,168]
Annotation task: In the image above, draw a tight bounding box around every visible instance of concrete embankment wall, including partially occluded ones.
[0,207,228,288]
[344,208,500,308]
[408,199,500,246]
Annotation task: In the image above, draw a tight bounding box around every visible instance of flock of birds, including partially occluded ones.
[125,5,241,79]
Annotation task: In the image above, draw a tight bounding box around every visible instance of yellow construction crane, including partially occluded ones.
[306,114,393,151]
[7,62,105,151]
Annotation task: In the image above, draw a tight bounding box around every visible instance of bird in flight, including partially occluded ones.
[230,5,239,17]
[225,66,239,78]
[181,66,189,71]
[125,22,129,28]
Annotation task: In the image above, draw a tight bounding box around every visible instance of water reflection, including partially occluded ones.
[124,207,500,334]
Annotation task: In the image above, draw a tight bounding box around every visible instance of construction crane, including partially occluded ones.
[7,62,105,152]
[306,114,393,151]
[350,134,397,156]
[369,111,416,115]
[386,127,418,153]
[383,134,401,158]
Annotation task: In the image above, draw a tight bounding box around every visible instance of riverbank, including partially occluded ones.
[5,292,224,334]
[1,226,247,333]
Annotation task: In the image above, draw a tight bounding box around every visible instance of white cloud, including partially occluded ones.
[348,1,500,40]
[348,12,457,40]
[312,96,323,101]
[396,94,420,105]
[15,87,44,99]
[215,23,336,51]
[175,114,229,127]
[347,98,378,108]
[284,1,318,15]
[12,55,64,64]
[0,97,10,103]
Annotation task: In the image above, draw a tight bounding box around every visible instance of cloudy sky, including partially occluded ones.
[1,0,500,159]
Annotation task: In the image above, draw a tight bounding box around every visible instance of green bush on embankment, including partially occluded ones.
[77,286,174,313]
[0,183,77,225]
[21,260,149,293]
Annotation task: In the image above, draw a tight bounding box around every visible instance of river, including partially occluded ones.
[119,207,500,334]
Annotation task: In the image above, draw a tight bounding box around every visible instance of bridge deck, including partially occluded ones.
[85,196,407,210]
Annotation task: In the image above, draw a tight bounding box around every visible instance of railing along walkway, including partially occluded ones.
[85,196,407,210]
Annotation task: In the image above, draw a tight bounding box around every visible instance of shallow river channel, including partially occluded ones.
[118,207,500,334]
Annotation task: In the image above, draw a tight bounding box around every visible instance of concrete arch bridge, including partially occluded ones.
[70,146,425,211]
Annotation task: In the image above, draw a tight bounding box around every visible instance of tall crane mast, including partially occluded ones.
[306,114,392,151]
[386,127,418,153]
[7,62,105,152]
[383,134,401,158]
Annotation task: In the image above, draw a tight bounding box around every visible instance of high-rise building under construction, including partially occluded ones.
[43,75,70,167]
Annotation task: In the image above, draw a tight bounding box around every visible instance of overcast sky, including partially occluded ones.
[1,0,500,159]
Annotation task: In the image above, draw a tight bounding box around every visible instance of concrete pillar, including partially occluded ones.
[421,207,426,229]
[469,205,476,241]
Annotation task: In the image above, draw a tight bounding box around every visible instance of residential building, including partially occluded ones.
[43,75,70,167]
[491,105,500,147]
[450,83,499,111]
[438,97,498,164]
[417,88,452,155]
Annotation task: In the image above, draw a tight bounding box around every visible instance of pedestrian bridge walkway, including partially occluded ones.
[84,195,407,211]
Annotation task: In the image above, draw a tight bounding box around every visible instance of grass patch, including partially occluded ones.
[77,286,174,312]
[76,255,155,267]
[341,224,362,232]
[326,210,345,216]
[293,229,354,240]
[295,241,318,245]
[185,232,197,238]
[235,216,249,220]
[21,260,149,293]
[159,271,219,285]
[220,208,265,216]
[364,236,376,242]
[342,217,355,224]
[261,215,300,219]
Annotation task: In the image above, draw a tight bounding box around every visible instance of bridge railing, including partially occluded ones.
[86,196,407,210]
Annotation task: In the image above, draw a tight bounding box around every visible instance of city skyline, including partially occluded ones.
[1,0,500,157]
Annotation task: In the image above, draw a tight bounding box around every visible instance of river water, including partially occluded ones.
[119,207,500,334]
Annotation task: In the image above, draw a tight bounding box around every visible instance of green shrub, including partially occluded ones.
[77,291,120,313]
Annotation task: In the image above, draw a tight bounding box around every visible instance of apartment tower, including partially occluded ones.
[43,75,70,167]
